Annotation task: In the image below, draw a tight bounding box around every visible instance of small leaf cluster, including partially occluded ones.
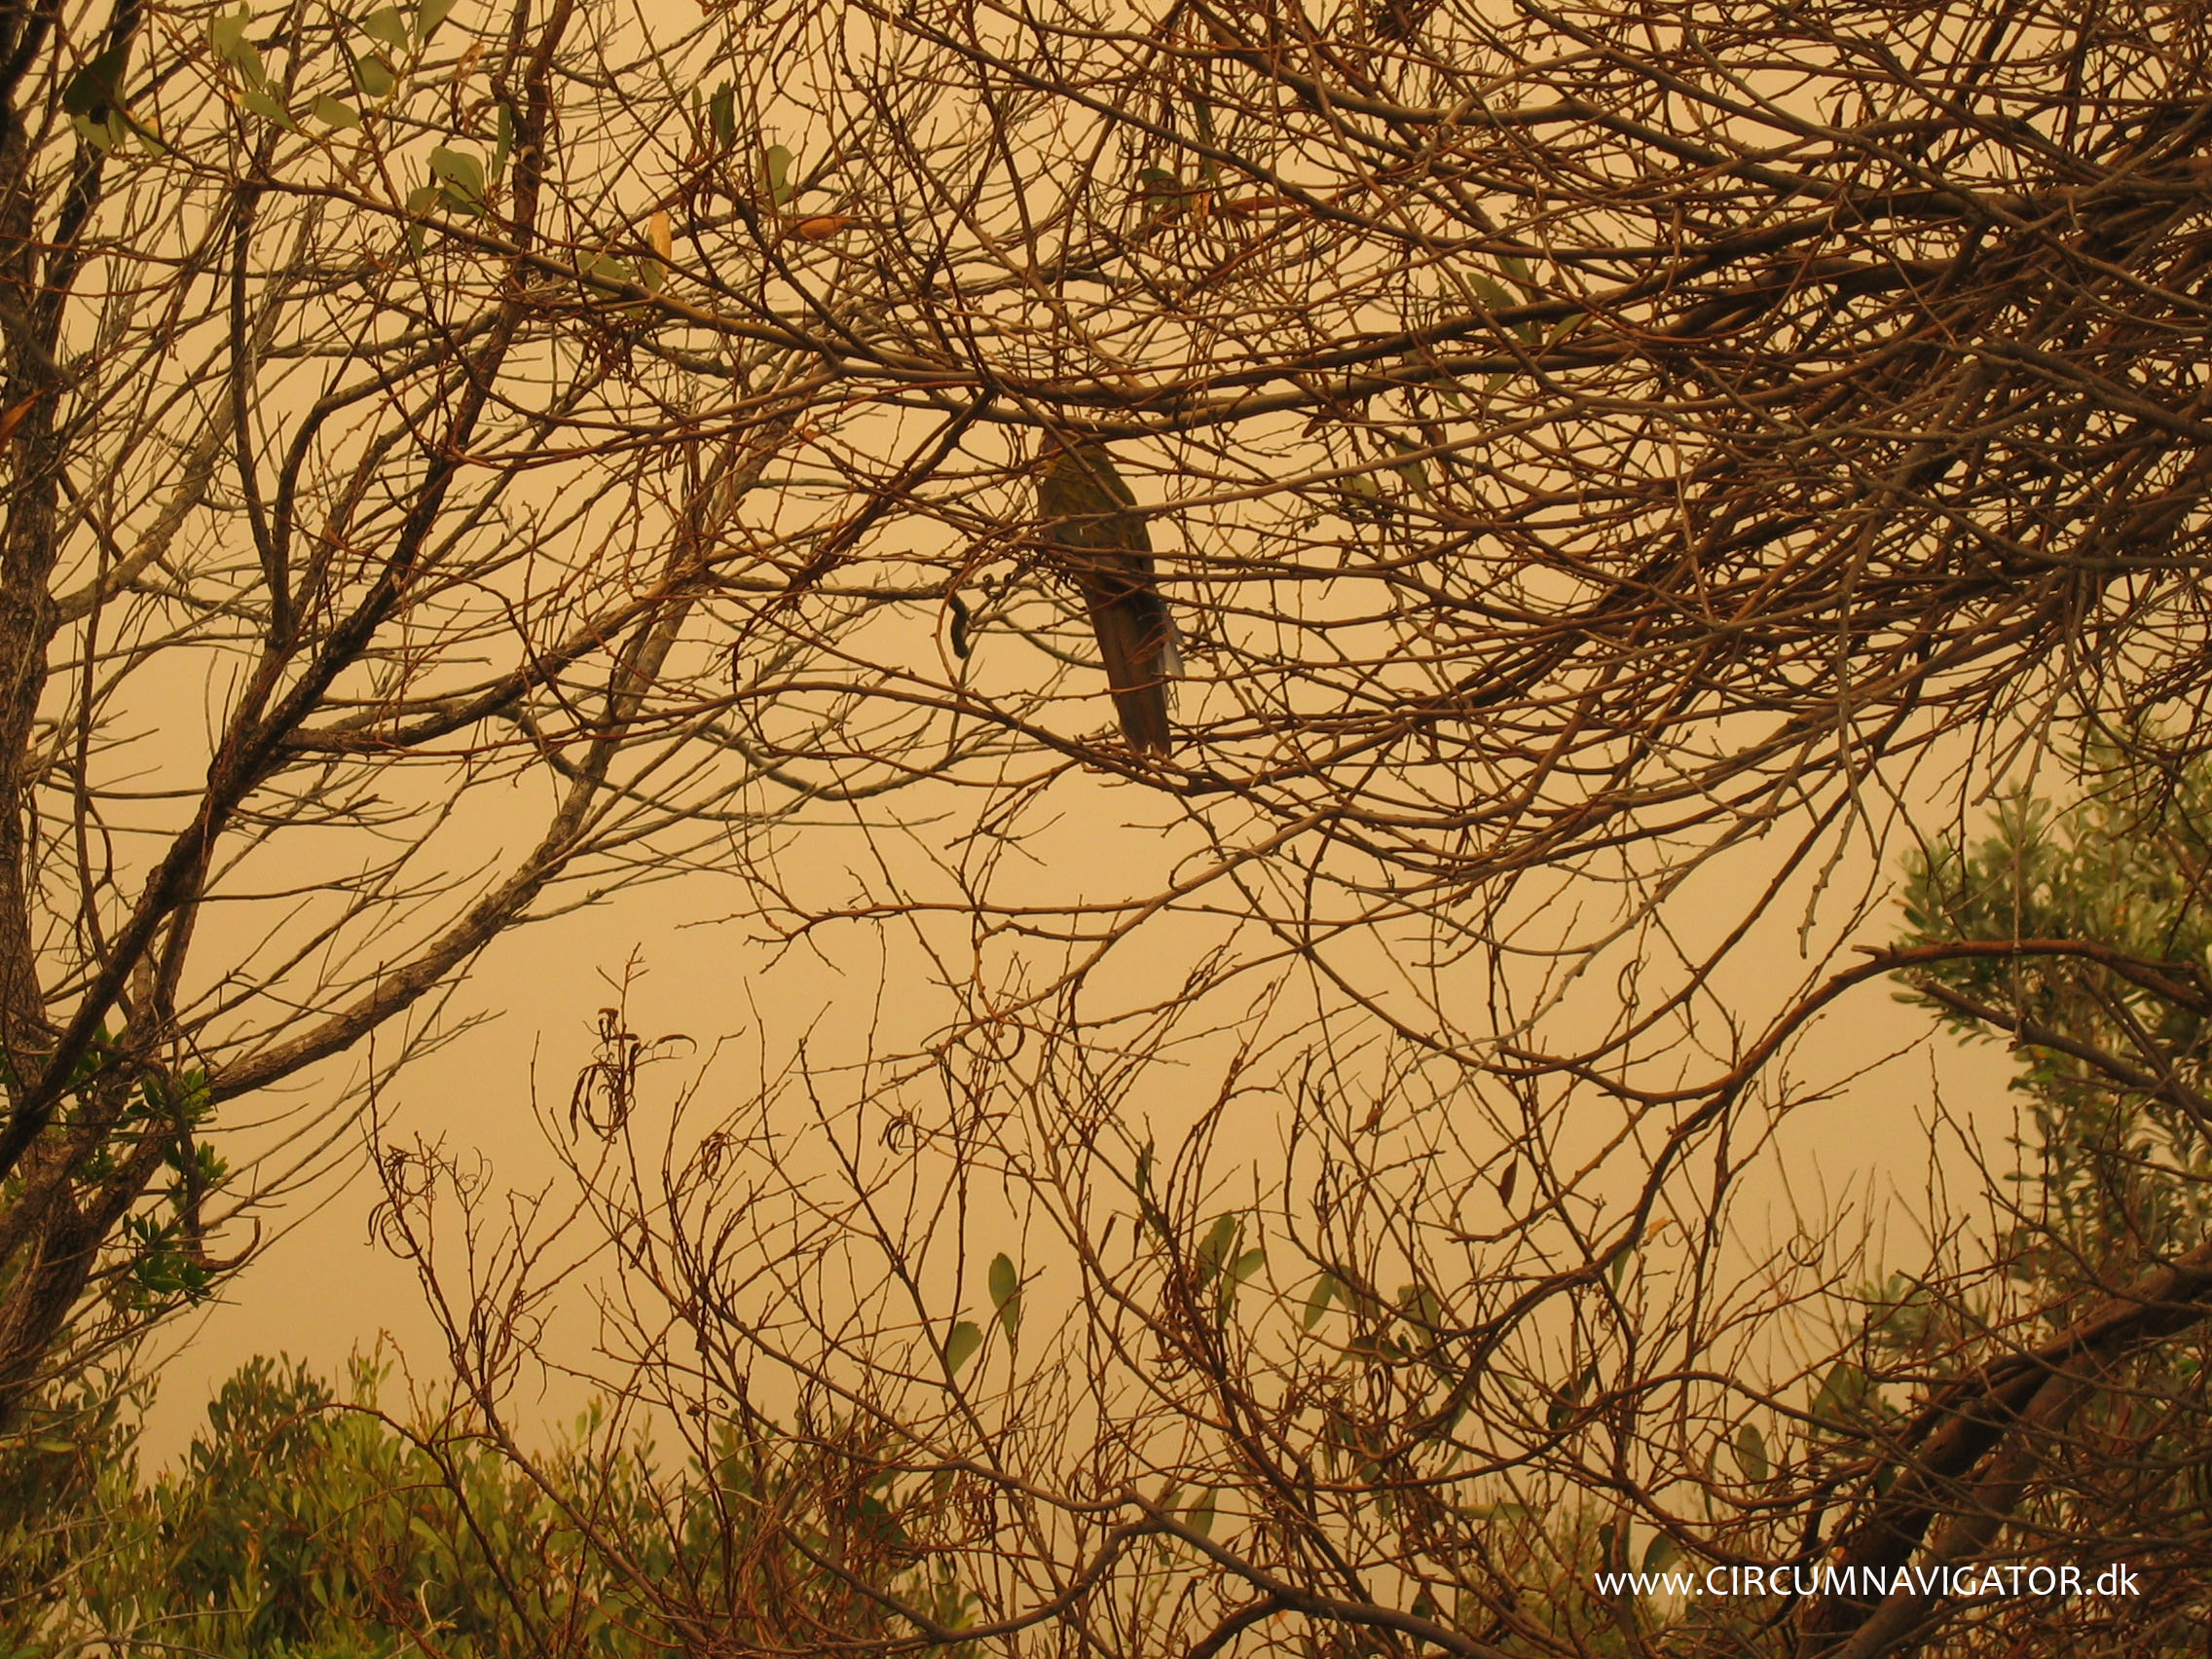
[207,2,460,138]
[1897,752,2212,1293]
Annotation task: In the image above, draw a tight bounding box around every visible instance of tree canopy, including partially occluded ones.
[7,0,2212,1654]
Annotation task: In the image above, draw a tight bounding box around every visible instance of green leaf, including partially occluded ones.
[1642,1531,1680,1574]
[1301,1272,1339,1330]
[429,146,488,216]
[1732,1422,1768,1484]
[417,0,459,40]
[1213,1238,1264,1327]
[1133,165,1198,225]
[1195,1214,1238,1286]
[987,1252,1021,1339]
[429,146,484,203]
[69,111,122,152]
[1468,271,1517,315]
[708,83,735,146]
[352,52,395,98]
[1810,1360,1873,1428]
[240,89,295,129]
[1464,269,1544,348]
[360,8,412,52]
[208,9,251,57]
[762,143,794,204]
[404,183,441,252]
[1547,1362,1598,1430]
[313,95,360,129]
[63,42,129,117]
[207,11,266,86]
[1460,1500,1531,1521]
[1397,1279,1441,1330]
[942,1319,982,1376]
[1188,1487,1217,1538]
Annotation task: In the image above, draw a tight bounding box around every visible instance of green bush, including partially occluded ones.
[2,1351,975,1658]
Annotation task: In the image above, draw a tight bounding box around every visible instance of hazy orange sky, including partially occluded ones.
[135,743,2026,1465]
